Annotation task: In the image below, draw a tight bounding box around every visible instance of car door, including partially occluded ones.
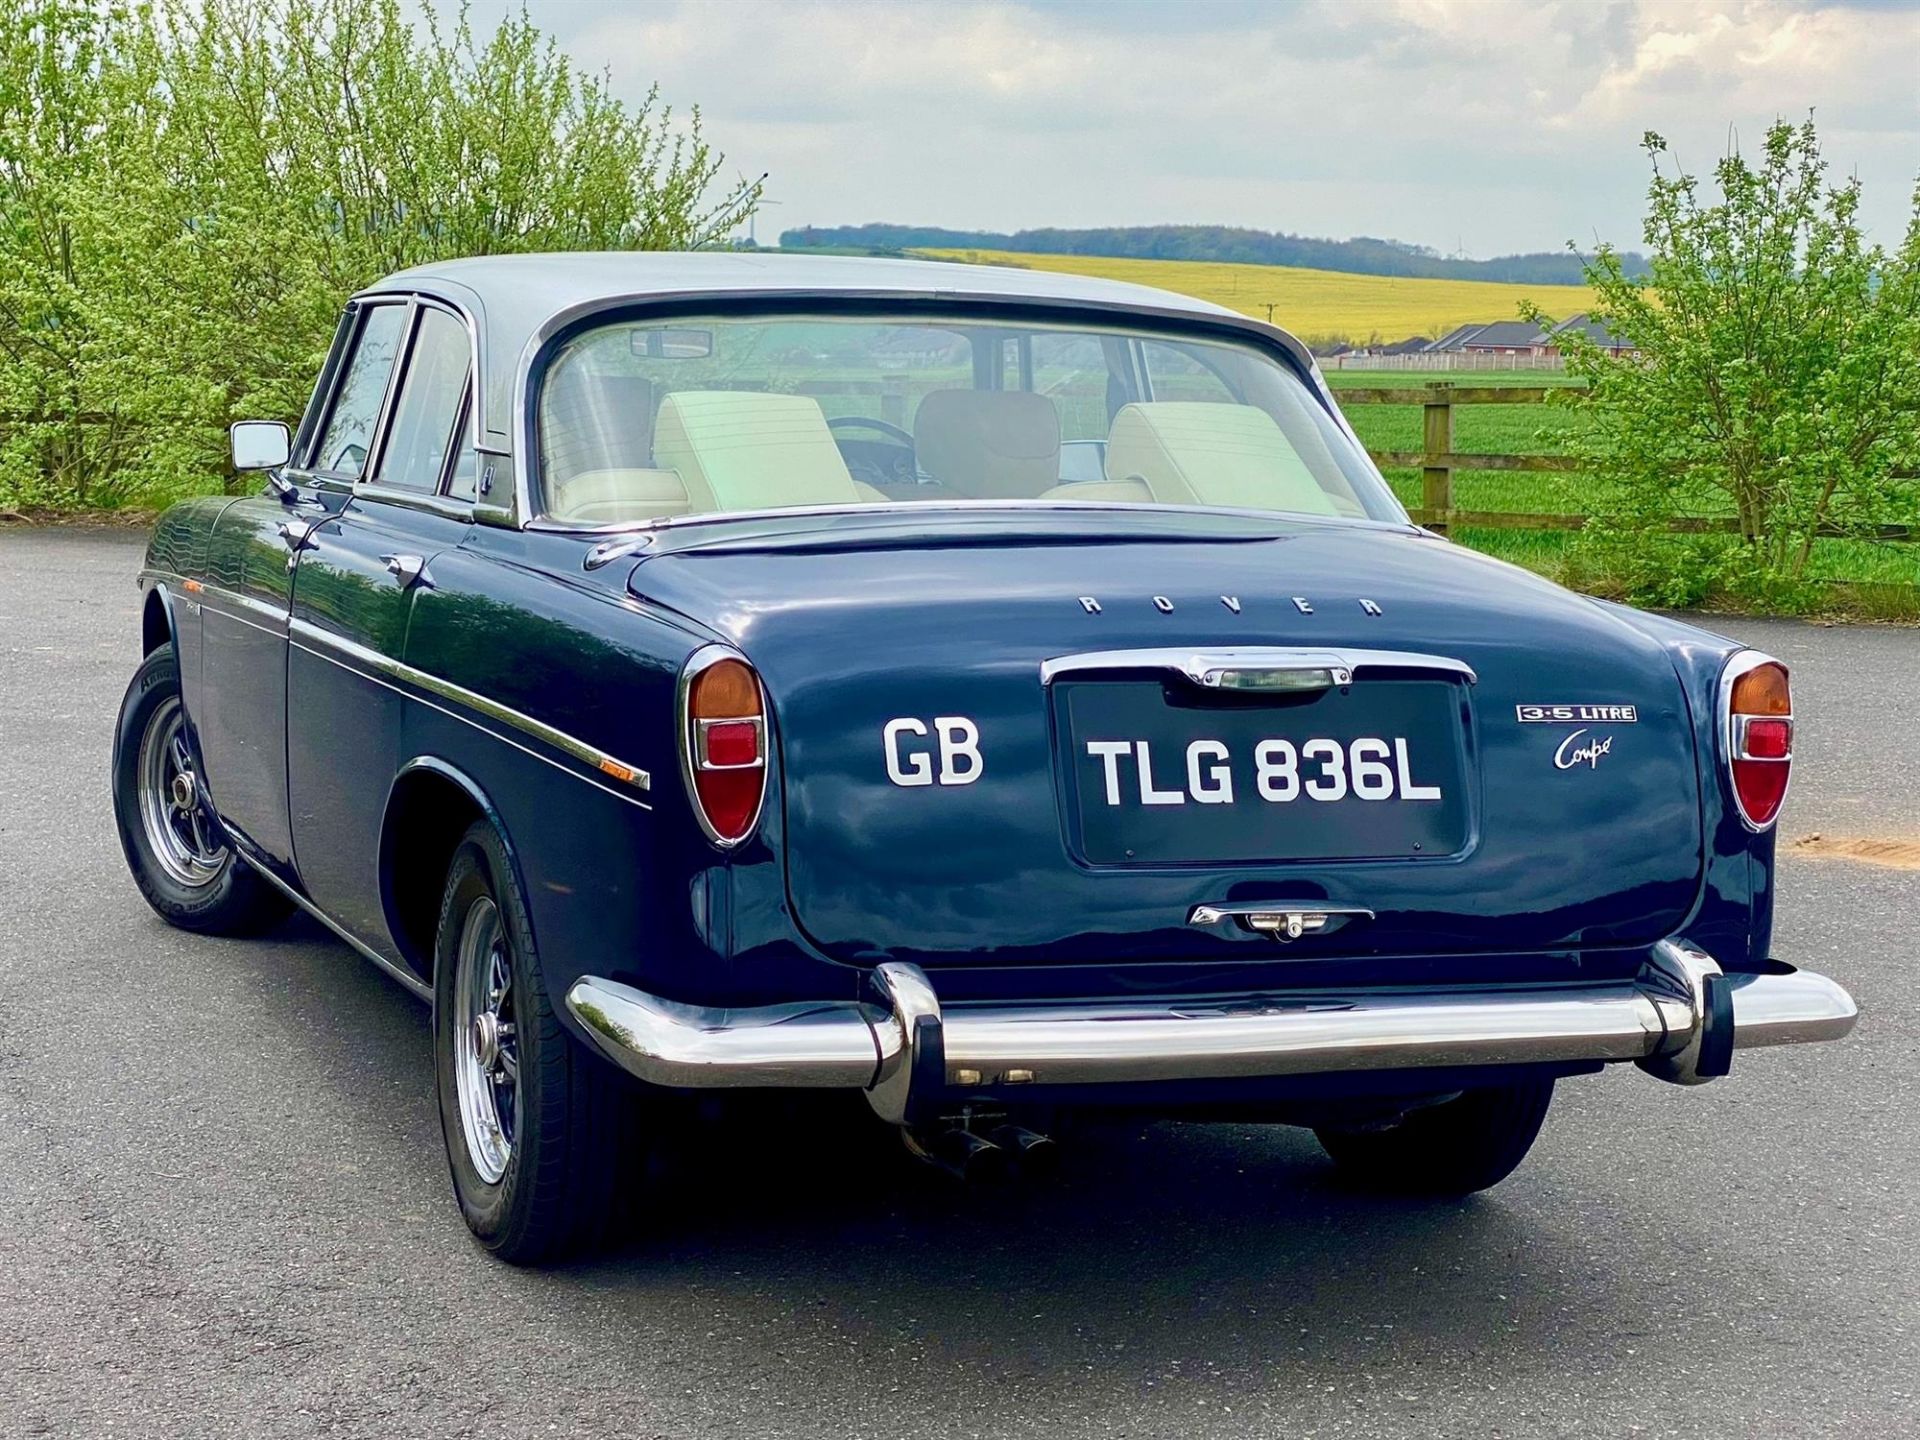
[287,301,476,949]
[189,307,396,870]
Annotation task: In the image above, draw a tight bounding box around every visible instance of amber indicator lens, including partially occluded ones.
[1730,662,1791,717]
[686,656,766,844]
[691,658,760,719]
[1728,659,1791,829]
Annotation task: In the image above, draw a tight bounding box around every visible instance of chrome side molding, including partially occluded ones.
[563,942,1857,1121]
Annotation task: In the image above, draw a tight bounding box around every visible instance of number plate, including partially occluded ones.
[1057,679,1472,866]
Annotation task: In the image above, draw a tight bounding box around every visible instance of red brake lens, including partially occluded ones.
[702,720,760,768]
[1741,717,1792,759]
[684,655,767,845]
[1727,658,1792,829]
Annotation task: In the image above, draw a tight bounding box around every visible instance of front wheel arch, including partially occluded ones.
[142,587,175,656]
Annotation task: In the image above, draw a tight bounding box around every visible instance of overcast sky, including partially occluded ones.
[459,0,1920,259]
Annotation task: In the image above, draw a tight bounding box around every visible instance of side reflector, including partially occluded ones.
[1725,656,1792,830]
[680,650,767,847]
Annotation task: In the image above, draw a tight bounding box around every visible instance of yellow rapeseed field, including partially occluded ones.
[918,248,1597,344]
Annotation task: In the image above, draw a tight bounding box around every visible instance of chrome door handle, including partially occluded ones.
[382,553,427,589]
[276,520,319,571]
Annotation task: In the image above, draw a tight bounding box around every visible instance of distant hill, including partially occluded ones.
[778,224,1641,285]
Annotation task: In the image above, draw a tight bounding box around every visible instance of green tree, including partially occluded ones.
[1540,117,1920,608]
[0,0,757,510]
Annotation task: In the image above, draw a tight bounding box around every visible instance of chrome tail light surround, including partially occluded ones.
[1719,650,1793,832]
[677,644,768,848]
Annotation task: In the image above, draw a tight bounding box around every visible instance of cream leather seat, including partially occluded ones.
[652,391,867,513]
[1103,402,1337,515]
[912,390,1060,499]
[550,468,693,525]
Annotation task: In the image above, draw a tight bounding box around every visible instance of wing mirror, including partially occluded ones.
[230,420,291,471]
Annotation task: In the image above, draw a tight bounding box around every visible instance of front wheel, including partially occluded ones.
[111,644,289,934]
[1314,1077,1555,1196]
[434,820,627,1263]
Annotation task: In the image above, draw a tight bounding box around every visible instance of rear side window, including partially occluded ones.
[373,308,471,492]
[313,305,407,477]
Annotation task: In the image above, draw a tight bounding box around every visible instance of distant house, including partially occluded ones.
[1425,321,1550,356]
[1543,313,1635,356]
[1425,313,1636,359]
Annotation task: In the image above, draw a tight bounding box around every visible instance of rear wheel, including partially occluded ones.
[1313,1078,1555,1196]
[434,820,626,1263]
[111,644,289,934]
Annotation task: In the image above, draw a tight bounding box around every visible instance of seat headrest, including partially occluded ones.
[912,389,1061,500]
[541,371,655,484]
[652,391,861,514]
[1104,402,1336,515]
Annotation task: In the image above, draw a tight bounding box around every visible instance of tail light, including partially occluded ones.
[679,646,768,847]
[1722,653,1792,830]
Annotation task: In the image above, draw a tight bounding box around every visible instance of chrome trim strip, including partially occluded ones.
[237,851,432,1003]
[150,573,292,634]
[560,945,1856,1115]
[287,618,650,793]
[1039,646,1477,687]
[289,627,651,810]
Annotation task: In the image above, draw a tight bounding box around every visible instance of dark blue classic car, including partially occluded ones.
[114,254,1857,1262]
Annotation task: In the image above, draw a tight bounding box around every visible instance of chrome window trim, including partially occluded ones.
[307,299,415,485]
[1038,646,1477,688]
[524,498,1424,540]
[350,481,478,524]
[510,295,1401,534]
[361,298,480,501]
[676,643,768,849]
[1718,649,1793,833]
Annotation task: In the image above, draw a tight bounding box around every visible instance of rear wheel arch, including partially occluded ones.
[380,759,519,983]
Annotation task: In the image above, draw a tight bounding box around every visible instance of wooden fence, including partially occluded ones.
[1338,383,1918,543]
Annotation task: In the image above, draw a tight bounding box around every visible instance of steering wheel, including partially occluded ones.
[826,415,915,447]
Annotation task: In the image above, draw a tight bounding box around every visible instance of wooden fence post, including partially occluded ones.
[1421,383,1454,533]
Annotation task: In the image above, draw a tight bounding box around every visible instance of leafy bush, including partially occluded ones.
[1537,118,1920,608]
[0,0,756,510]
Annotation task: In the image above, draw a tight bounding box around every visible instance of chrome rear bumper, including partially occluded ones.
[565,940,1857,1125]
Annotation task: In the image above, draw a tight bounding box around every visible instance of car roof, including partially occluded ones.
[352,250,1326,518]
[369,249,1245,326]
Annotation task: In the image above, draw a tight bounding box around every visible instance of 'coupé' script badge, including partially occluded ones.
[1554,729,1614,770]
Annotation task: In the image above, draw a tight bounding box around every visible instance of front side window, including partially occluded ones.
[536,312,1398,527]
[373,308,470,493]
[313,304,407,477]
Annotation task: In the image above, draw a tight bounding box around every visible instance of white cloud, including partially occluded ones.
[460,0,1920,257]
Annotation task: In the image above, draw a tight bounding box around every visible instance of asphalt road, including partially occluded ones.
[1,524,1915,1439]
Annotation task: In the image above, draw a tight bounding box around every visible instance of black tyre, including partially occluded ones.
[434,820,625,1264]
[1314,1078,1555,1196]
[111,644,290,935]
